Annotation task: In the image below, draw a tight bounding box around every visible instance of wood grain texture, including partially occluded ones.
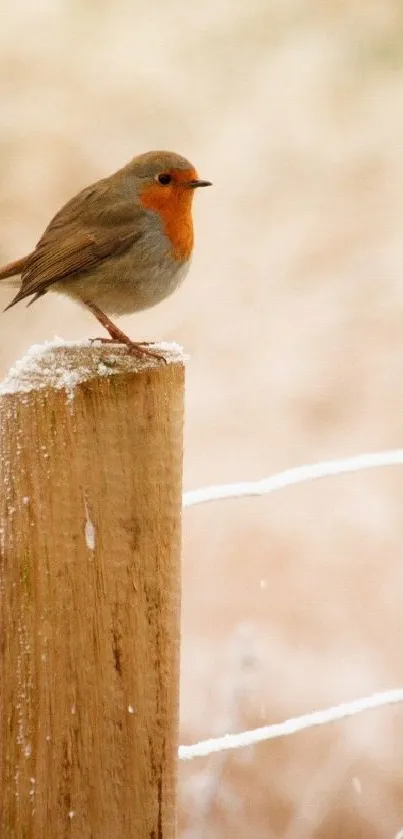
[0,343,185,839]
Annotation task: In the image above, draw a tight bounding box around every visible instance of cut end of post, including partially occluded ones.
[0,338,186,397]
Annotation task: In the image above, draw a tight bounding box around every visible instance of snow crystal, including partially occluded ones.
[0,337,186,397]
[84,500,96,552]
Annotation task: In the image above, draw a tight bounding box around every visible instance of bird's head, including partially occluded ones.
[126,150,211,259]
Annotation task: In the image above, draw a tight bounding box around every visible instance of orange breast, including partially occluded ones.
[139,169,195,261]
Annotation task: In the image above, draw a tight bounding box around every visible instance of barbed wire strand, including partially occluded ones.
[183,449,403,508]
[179,688,403,760]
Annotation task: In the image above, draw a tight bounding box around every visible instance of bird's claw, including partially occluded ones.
[91,336,167,364]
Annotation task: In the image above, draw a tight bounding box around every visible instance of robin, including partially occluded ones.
[0,150,211,360]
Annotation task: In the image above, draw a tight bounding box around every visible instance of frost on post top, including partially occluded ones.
[0,338,186,397]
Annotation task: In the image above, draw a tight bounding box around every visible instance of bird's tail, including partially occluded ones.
[0,255,29,280]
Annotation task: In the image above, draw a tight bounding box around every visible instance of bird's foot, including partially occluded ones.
[85,300,167,363]
[92,336,167,363]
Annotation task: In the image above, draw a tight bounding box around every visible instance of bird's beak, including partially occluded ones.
[186,179,212,189]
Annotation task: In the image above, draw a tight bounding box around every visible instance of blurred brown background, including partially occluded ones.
[2,1,403,836]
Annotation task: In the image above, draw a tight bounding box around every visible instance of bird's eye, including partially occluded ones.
[156,173,172,185]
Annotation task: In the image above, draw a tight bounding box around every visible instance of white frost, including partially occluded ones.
[85,518,95,551]
[0,337,186,397]
[0,339,93,396]
[84,498,95,552]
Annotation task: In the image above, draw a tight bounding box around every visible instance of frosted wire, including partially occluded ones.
[179,688,403,760]
[181,451,403,759]
[183,449,403,507]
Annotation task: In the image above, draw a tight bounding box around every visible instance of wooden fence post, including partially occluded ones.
[0,341,185,839]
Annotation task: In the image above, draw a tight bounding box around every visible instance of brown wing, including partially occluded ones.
[6,178,144,309]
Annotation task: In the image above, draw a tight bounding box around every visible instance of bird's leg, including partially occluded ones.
[84,300,167,363]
